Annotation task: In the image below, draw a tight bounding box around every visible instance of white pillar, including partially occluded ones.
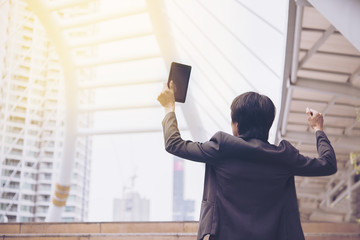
[24,0,78,221]
[146,0,208,141]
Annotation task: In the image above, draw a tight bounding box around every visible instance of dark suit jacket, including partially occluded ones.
[162,112,337,240]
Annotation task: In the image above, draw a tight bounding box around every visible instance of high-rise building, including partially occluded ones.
[0,1,95,222]
[172,156,194,221]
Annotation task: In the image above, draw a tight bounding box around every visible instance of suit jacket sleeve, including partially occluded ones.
[292,130,337,176]
[162,112,221,164]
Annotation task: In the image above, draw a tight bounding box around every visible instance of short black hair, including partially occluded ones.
[230,92,275,141]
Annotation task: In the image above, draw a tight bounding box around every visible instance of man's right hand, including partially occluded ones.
[157,80,175,115]
[306,107,323,132]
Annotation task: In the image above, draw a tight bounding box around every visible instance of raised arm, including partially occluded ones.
[157,81,221,163]
[292,108,337,176]
[162,112,221,163]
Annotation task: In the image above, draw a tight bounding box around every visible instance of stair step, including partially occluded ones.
[1,222,359,240]
[0,222,198,234]
[1,233,360,240]
[2,222,360,235]
[302,222,360,233]
[305,233,360,240]
[1,233,196,240]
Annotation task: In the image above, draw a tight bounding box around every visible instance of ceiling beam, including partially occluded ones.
[344,119,359,135]
[69,31,153,49]
[274,0,297,145]
[300,67,351,77]
[298,25,336,68]
[48,0,96,11]
[78,129,160,136]
[308,0,360,51]
[78,103,158,113]
[59,7,147,29]
[292,78,360,100]
[75,53,160,68]
[290,2,304,84]
[296,0,312,7]
[321,96,337,117]
[281,86,293,136]
[349,65,360,84]
[283,131,360,151]
[78,78,162,89]
[0,0,8,8]
[77,128,176,136]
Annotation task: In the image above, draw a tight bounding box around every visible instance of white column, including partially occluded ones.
[24,0,78,221]
[146,0,208,141]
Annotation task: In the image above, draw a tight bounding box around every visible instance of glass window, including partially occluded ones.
[62,217,74,222]
[65,206,75,212]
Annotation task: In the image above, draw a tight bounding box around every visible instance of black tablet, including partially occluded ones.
[168,62,192,103]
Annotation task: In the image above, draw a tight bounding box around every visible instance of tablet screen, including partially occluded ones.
[168,62,191,103]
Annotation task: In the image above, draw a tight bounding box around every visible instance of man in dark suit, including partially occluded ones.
[157,81,337,240]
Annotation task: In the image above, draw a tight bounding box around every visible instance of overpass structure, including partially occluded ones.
[277,0,360,222]
[0,0,359,223]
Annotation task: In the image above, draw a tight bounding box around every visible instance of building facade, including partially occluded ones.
[172,156,194,221]
[0,0,95,222]
[113,192,150,222]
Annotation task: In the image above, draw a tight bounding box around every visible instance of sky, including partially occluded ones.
[87,0,289,221]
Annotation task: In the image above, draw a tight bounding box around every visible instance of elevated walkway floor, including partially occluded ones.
[0,221,360,239]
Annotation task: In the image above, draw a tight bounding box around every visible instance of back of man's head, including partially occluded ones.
[230,92,275,141]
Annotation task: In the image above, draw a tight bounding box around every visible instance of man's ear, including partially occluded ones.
[231,121,239,137]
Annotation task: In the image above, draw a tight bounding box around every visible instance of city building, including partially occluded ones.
[113,192,150,222]
[113,174,150,221]
[172,156,194,221]
[0,0,95,222]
